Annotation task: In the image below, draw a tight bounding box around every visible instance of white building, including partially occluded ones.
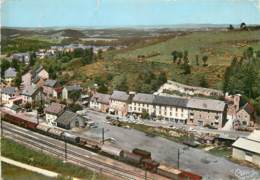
[4,67,17,84]
[1,87,17,104]
[232,130,260,167]
[44,102,66,126]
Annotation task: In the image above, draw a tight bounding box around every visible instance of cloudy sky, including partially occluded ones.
[1,0,260,27]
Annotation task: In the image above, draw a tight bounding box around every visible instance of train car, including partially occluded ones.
[63,132,80,144]
[1,109,38,129]
[180,170,202,180]
[142,159,160,172]
[122,151,143,166]
[80,137,101,151]
[100,144,124,158]
[36,124,51,133]
[157,163,182,180]
[48,127,64,138]
[132,148,151,159]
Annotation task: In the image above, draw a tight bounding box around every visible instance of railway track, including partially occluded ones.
[2,122,165,180]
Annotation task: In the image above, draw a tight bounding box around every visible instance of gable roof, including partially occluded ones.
[132,93,154,104]
[232,137,260,155]
[55,111,84,126]
[187,98,226,112]
[45,102,65,115]
[4,67,17,78]
[240,103,255,115]
[153,95,188,107]
[44,79,57,88]
[91,93,110,104]
[21,86,40,96]
[64,85,82,92]
[111,90,130,102]
[1,87,16,95]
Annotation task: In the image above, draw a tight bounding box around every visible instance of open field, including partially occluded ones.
[1,138,108,180]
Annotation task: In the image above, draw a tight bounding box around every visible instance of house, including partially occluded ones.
[21,86,42,104]
[187,98,227,129]
[56,110,86,129]
[43,79,61,98]
[31,65,49,81]
[44,102,66,126]
[12,52,30,64]
[129,93,154,115]
[225,94,241,121]
[62,85,82,100]
[236,103,255,127]
[109,90,130,116]
[90,93,110,113]
[232,130,260,167]
[1,87,17,104]
[21,66,49,89]
[4,67,17,84]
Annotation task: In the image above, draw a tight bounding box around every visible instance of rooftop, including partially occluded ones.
[21,86,39,96]
[132,93,154,104]
[64,85,82,92]
[187,98,226,112]
[91,93,110,104]
[1,87,16,95]
[55,111,84,126]
[153,95,188,107]
[44,79,58,88]
[4,67,17,78]
[45,102,65,115]
[111,90,130,102]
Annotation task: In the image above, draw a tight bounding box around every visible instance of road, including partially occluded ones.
[80,109,260,180]
[2,121,166,180]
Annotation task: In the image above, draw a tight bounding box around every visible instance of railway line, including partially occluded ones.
[2,121,167,180]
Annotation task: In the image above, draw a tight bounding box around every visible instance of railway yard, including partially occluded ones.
[1,107,260,180]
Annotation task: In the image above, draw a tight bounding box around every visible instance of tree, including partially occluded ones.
[14,72,22,87]
[141,109,149,119]
[69,90,81,102]
[202,55,208,66]
[195,55,199,66]
[177,52,183,64]
[29,52,36,66]
[158,72,167,84]
[97,84,108,93]
[199,76,208,88]
[0,59,11,76]
[228,24,234,30]
[68,103,82,112]
[171,51,178,63]
[240,22,247,30]
[182,63,191,74]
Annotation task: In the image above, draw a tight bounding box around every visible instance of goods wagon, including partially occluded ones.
[122,151,143,166]
[1,110,38,129]
[36,124,50,133]
[100,144,124,158]
[142,159,160,172]
[63,132,80,144]
[132,148,151,159]
[80,137,100,150]
[157,164,182,180]
[48,127,64,137]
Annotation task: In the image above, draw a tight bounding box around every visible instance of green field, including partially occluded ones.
[2,163,55,180]
[2,138,109,180]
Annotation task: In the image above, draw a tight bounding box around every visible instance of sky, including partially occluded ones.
[1,0,260,28]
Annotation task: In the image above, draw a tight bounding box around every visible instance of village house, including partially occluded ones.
[109,90,130,116]
[1,87,18,104]
[187,98,227,129]
[225,93,241,121]
[11,52,30,64]
[235,103,255,128]
[90,93,110,113]
[4,67,17,84]
[44,102,66,126]
[21,66,49,89]
[232,130,260,167]
[56,110,86,129]
[21,86,42,104]
[62,85,82,100]
[43,79,62,98]
[129,93,154,115]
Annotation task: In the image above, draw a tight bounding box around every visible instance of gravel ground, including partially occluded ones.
[76,110,260,180]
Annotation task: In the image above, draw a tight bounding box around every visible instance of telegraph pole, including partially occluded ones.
[102,128,104,144]
[177,148,180,169]
[64,137,67,162]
